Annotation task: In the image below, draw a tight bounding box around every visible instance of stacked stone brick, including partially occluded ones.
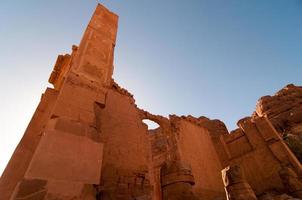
[1,4,302,200]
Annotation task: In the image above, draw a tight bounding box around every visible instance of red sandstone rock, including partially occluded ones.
[254,84,302,135]
[1,3,302,200]
[222,165,257,200]
[253,84,302,163]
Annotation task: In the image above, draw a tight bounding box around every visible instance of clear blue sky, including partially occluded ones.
[0,0,302,175]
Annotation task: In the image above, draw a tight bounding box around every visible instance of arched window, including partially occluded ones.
[142,119,160,130]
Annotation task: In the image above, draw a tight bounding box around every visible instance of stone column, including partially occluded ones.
[160,161,198,200]
[222,165,257,200]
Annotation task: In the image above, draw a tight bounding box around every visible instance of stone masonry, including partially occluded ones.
[1,4,302,200]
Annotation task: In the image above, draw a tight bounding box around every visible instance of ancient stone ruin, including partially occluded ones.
[1,4,302,200]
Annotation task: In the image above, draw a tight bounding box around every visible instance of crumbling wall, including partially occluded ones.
[139,113,226,200]
[139,111,177,200]
[194,117,231,168]
[217,116,302,197]
[147,127,168,200]
[0,88,58,200]
[254,84,302,162]
[170,116,225,199]
[2,3,302,200]
[96,86,152,199]
[0,4,118,200]
[255,84,302,132]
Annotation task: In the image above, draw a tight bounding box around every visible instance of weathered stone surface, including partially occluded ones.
[222,165,257,200]
[0,88,58,200]
[259,192,301,200]
[2,3,302,200]
[71,4,118,86]
[95,90,152,199]
[161,161,198,200]
[48,54,72,90]
[25,130,104,184]
[254,84,302,162]
[13,178,47,200]
[279,166,302,199]
[216,116,302,196]
[284,134,302,163]
[171,116,225,199]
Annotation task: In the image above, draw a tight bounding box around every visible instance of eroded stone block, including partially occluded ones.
[25,130,103,184]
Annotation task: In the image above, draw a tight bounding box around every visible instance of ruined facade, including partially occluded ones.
[1,4,302,200]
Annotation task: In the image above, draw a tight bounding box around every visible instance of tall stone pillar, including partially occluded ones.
[3,4,118,200]
[222,165,257,200]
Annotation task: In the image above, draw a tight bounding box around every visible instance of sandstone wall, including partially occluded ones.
[0,88,58,200]
[140,113,226,200]
[96,88,152,199]
[218,117,302,196]
[139,111,176,200]
[173,118,225,199]
[1,4,118,199]
[148,127,168,200]
[2,3,302,200]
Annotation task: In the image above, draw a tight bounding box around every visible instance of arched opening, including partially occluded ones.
[142,119,160,130]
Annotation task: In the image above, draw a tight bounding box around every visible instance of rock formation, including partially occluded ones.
[254,84,302,162]
[1,4,302,200]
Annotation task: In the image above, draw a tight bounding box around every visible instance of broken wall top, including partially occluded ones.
[254,84,302,132]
